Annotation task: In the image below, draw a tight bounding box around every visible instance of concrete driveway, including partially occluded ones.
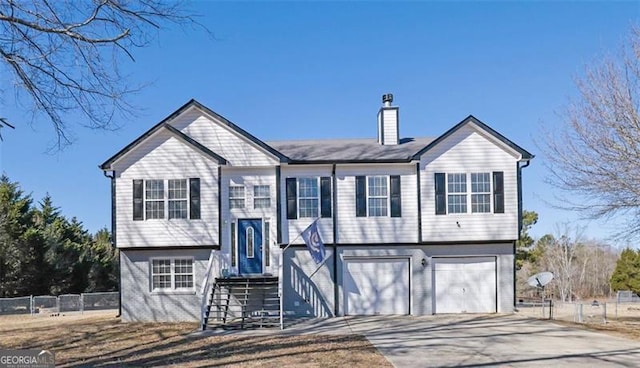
[341,314,640,367]
[201,315,640,367]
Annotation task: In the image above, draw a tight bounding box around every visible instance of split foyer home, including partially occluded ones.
[100,94,533,326]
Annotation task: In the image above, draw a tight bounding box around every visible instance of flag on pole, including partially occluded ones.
[301,220,326,264]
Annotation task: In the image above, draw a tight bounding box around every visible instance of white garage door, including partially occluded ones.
[344,258,410,315]
[433,257,496,313]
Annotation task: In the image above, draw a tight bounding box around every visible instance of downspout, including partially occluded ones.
[515,160,531,309]
[276,166,282,244]
[102,170,120,318]
[416,162,422,243]
[218,166,222,252]
[332,164,338,317]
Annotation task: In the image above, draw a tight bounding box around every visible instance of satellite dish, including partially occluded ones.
[527,272,554,288]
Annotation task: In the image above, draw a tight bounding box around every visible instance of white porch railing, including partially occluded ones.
[200,250,216,330]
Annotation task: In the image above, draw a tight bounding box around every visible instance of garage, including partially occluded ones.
[343,258,410,315]
[432,257,496,313]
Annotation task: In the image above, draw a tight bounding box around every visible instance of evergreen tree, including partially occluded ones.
[516,210,539,270]
[0,175,118,296]
[610,248,640,293]
[0,175,33,297]
[86,228,118,292]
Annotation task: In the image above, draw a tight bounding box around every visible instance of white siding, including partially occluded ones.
[281,165,335,244]
[170,108,279,167]
[420,125,519,242]
[336,164,418,244]
[220,167,278,275]
[112,130,220,248]
[382,108,398,145]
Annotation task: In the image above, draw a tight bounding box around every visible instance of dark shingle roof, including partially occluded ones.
[267,137,434,163]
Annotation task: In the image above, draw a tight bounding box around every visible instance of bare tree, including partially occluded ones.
[529,224,619,302]
[0,0,206,149]
[541,27,640,239]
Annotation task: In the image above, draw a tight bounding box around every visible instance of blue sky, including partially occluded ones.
[1,1,639,244]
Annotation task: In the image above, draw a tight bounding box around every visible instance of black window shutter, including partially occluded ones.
[390,175,402,217]
[133,180,143,221]
[286,178,297,219]
[189,178,201,219]
[320,177,332,218]
[493,171,504,214]
[355,176,366,217]
[435,173,446,215]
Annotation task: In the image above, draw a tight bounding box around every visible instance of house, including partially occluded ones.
[100,94,533,324]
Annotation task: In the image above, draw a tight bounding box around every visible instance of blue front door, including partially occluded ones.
[238,219,263,275]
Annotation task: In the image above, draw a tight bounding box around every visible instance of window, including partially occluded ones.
[435,172,504,215]
[151,259,171,289]
[447,173,467,214]
[254,185,271,209]
[231,222,237,267]
[151,258,194,291]
[168,179,188,219]
[356,175,401,217]
[229,186,245,209]
[298,178,319,218]
[264,221,270,267]
[368,176,388,216]
[286,177,332,219]
[471,173,491,213]
[145,180,165,219]
[174,259,194,289]
[133,179,200,221]
[246,227,254,258]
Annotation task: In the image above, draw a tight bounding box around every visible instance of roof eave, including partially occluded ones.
[411,115,534,161]
[100,99,200,171]
[287,158,415,165]
[188,100,290,163]
[100,99,290,171]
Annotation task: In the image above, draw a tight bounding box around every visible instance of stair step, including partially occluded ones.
[204,277,282,331]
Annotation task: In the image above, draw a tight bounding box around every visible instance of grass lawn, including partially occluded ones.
[0,311,391,367]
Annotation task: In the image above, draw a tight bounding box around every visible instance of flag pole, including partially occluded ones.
[279,219,318,330]
[307,254,330,280]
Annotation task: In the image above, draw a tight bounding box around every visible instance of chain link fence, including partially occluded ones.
[0,296,31,314]
[0,292,118,315]
[517,291,640,324]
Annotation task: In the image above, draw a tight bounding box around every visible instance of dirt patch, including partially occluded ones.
[0,311,390,367]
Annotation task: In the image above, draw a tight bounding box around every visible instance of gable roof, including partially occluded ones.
[411,115,534,161]
[100,99,288,170]
[268,137,434,164]
[101,101,533,170]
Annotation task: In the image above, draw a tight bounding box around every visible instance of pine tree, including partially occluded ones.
[610,248,640,294]
[0,175,33,297]
[86,228,118,292]
[516,210,539,270]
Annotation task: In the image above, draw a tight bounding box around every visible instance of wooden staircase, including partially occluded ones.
[202,276,280,330]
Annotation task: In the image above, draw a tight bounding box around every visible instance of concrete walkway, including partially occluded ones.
[196,315,640,367]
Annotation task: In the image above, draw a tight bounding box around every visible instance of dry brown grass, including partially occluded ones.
[553,317,640,342]
[0,312,390,367]
[518,301,640,342]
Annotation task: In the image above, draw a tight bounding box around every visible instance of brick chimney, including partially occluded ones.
[377,93,399,145]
